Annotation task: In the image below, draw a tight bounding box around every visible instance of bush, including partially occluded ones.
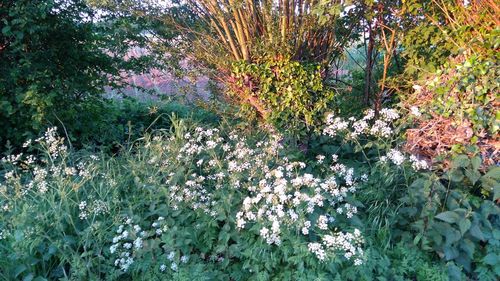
[231,58,335,139]
[56,97,220,152]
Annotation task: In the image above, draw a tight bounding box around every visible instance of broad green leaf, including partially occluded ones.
[14,264,27,278]
[444,245,459,260]
[485,166,500,180]
[470,156,481,170]
[483,253,498,265]
[460,239,475,258]
[465,169,481,184]
[444,228,462,246]
[452,155,470,168]
[448,169,464,182]
[435,211,460,224]
[458,219,471,235]
[469,224,485,241]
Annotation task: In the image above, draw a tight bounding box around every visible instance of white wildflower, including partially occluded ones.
[160,264,167,272]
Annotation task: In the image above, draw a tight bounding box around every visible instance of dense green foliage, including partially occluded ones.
[2,115,363,280]
[410,56,499,139]
[1,0,498,280]
[0,0,151,148]
[401,0,499,74]
[314,108,500,279]
[232,58,335,138]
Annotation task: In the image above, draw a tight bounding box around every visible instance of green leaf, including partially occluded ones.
[449,169,464,182]
[485,166,500,180]
[447,262,462,280]
[469,224,485,241]
[452,155,470,168]
[483,254,498,265]
[494,185,500,201]
[435,211,460,224]
[444,228,462,246]
[444,246,460,260]
[460,239,475,258]
[1,25,11,35]
[470,156,481,170]
[458,219,471,235]
[465,169,481,184]
[14,264,27,278]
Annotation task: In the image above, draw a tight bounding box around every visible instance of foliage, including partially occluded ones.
[57,97,220,152]
[337,242,449,281]
[401,0,499,75]
[101,0,358,127]
[231,58,335,139]
[396,0,499,165]
[312,107,499,280]
[0,0,152,149]
[1,0,499,280]
[410,56,499,137]
[1,115,365,280]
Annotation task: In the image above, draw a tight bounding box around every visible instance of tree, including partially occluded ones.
[0,0,150,148]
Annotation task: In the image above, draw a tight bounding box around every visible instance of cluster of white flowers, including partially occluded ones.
[108,216,181,272]
[308,242,326,261]
[0,127,98,200]
[385,149,405,166]
[160,251,189,273]
[321,229,364,263]
[324,115,349,136]
[379,149,428,170]
[324,108,399,139]
[323,109,429,171]
[1,201,10,212]
[409,155,429,170]
[164,127,283,217]
[32,167,48,193]
[109,218,145,271]
[35,127,67,159]
[162,249,190,272]
[307,228,364,264]
[410,106,421,117]
[167,173,216,216]
[1,153,23,165]
[155,125,365,262]
[234,157,362,262]
[316,155,326,164]
[78,200,109,220]
[79,201,88,219]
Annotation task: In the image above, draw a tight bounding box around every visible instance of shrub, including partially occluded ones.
[231,58,335,139]
[57,97,220,152]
